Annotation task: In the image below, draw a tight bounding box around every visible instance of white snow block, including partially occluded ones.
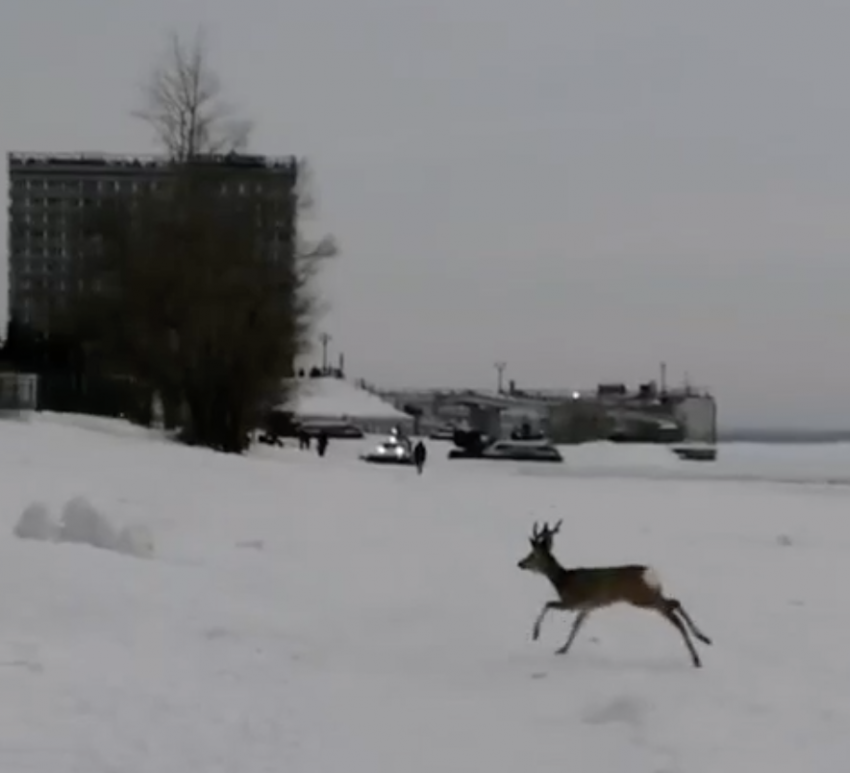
[14,501,58,542]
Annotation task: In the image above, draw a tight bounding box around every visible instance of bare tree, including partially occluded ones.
[68,28,337,453]
[133,29,252,160]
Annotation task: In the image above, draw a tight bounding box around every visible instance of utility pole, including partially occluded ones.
[494,361,507,394]
[319,332,332,373]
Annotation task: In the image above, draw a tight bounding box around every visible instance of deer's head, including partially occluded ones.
[517,519,562,574]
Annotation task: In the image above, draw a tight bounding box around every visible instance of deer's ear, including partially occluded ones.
[529,537,536,547]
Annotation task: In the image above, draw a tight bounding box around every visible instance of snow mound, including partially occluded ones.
[285,378,409,420]
[14,501,58,541]
[60,495,123,550]
[14,496,154,558]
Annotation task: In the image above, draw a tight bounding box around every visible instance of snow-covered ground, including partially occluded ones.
[1,412,849,771]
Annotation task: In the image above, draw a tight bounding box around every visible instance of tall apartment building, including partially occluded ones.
[6,152,297,334]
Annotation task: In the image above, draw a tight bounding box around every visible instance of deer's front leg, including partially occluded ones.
[555,609,590,655]
[532,600,568,641]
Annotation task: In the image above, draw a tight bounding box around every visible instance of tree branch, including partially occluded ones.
[133,29,252,160]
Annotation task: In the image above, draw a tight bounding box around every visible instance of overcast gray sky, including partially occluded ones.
[2,0,849,429]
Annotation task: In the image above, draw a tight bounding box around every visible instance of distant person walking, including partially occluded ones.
[413,440,427,474]
[298,428,311,450]
[316,430,329,458]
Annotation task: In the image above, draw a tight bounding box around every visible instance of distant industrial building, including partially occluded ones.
[6,151,297,335]
[375,379,717,446]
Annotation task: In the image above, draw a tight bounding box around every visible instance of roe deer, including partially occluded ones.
[517,520,712,667]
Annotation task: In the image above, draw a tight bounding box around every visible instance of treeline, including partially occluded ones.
[2,31,336,454]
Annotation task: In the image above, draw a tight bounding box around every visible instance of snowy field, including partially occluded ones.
[1,413,849,771]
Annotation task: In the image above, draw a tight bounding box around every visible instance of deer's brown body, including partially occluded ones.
[518,521,712,667]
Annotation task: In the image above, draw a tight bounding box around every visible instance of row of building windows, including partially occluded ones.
[13,198,118,211]
[11,178,277,198]
[12,280,81,293]
[12,261,78,273]
[12,223,82,236]
[11,178,157,193]
[11,250,75,261]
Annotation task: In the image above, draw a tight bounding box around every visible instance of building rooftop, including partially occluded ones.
[8,151,296,170]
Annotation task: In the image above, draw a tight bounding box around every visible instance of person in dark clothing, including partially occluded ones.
[316,431,329,457]
[413,440,427,474]
[297,428,311,450]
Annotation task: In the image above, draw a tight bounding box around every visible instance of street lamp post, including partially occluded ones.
[494,361,507,394]
[319,333,332,373]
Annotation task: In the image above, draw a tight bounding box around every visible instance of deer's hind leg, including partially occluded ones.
[632,575,709,667]
[666,598,712,645]
[652,600,702,668]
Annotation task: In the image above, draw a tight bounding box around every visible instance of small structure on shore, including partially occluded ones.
[274,376,414,437]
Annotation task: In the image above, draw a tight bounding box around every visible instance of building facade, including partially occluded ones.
[377,381,718,445]
[6,151,297,334]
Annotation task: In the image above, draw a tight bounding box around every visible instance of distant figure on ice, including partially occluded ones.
[413,440,427,474]
[316,430,329,458]
[297,428,311,450]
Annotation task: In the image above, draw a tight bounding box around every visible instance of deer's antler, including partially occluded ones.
[531,519,562,541]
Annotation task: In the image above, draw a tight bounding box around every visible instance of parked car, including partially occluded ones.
[448,430,563,463]
[360,435,416,465]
